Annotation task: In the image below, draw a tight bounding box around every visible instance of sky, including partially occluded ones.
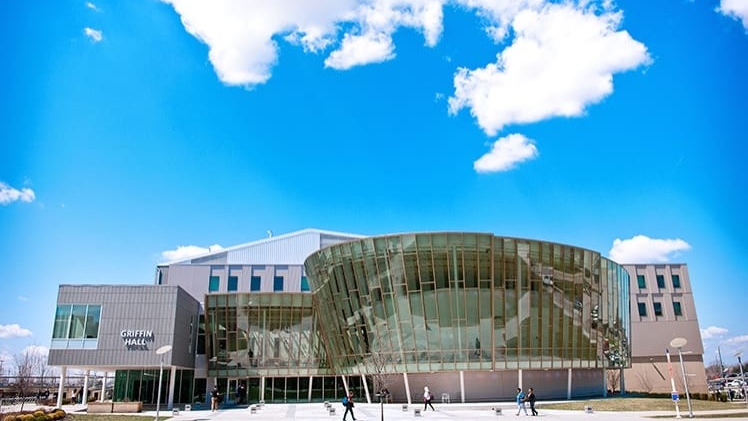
[1,0,747,374]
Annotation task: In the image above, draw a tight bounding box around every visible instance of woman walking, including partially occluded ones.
[527,387,538,416]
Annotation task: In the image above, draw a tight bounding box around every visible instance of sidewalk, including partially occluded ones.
[140,402,748,421]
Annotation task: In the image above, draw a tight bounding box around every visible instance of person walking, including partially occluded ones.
[423,386,436,411]
[527,387,538,416]
[342,392,356,421]
[210,386,220,411]
[515,387,528,416]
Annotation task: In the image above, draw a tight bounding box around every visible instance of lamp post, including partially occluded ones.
[155,345,173,421]
[735,351,748,409]
[665,348,682,418]
[670,338,693,418]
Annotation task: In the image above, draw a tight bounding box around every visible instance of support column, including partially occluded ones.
[82,370,90,406]
[308,376,314,402]
[100,372,107,402]
[361,374,371,403]
[567,368,572,400]
[56,367,67,408]
[341,375,349,396]
[459,371,465,403]
[403,372,411,405]
[518,368,523,390]
[168,366,176,409]
[260,376,265,402]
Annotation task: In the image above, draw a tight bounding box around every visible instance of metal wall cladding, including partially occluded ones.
[49,285,200,369]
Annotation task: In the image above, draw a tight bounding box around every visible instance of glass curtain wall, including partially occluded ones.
[305,233,630,375]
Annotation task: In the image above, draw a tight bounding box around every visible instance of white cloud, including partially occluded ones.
[725,335,748,344]
[21,345,49,357]
[84,27,103,42]
[0,324,33,339]
[161,0,444,86]
[0,182,35,205]
[718,0,748,30]
[17,296,28,302]
[608,235,691,264]
[161,244,223,262]
[701,326,729,340]
[473,133,538,173]
[448,2,650,136]
[86,2,100,11]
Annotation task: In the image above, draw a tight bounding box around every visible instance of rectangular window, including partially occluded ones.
[228,276,238,292]
[673,301,682,316]
[53,305,72,339]
[69,305,87,339]
[197,315,206,355]
[52,304,102,340]
[637,275,646,289]
[653,302,662,316]
[84,305,101,338]
[637,302,647,317]
[656,275,665,288]
[209,276,220,292]
[300,276,310,292]
[273,276,284,292]
[250,276,261,292]
[672,274,681,288]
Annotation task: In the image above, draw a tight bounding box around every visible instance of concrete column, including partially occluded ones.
[168,366,176,409]
[403,372,411,405]
[308,376,314,402]
[518,368,523,389]
[99,372,107,402]
[82,370,90,405]
[459,371,465,403]
[361,373,371,403]
[567,368,572,400]
[56,367,67,408]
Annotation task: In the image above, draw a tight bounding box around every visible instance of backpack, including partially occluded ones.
[342,396,348,406]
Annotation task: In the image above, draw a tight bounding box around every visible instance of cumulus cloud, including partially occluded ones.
[160,0,446,86]
[718,0,748,30]
[161,244,224,262]
[84,27,103,42]
[608,235,691,264]
[701,326,729,340]
[86,2,99,11]
[0,182,35,205]
[449,2,651,135]
[0,324,33,339]
[724,335,748,344]
[474,133,538,173]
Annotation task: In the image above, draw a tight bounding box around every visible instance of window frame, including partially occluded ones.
[653,302,663,316]
[209,276,220,292]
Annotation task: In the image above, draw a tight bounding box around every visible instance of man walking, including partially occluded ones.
[515,387,528,416]
[527,387,538,416]
[342,392,356,421]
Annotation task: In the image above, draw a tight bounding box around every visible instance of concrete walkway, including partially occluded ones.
[135,402,748,421]
[5,401,748,420]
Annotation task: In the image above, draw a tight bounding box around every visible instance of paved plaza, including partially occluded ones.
[5,401,748,420]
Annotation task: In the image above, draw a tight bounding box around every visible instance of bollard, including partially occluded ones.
[402,404,409,411]
[414,408,422,417]
[494,407,503,415]
[584,405,593,413]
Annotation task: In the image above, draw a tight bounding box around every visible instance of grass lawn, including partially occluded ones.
[540,396,747,412]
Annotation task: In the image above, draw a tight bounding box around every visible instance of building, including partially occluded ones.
[46,229,704,409]
[623,264,708,395]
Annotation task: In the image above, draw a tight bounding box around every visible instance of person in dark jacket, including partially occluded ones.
[527,387,538,416]
[343,392,356,421]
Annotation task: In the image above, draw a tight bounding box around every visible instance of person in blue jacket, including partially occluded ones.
[515,387,528,416]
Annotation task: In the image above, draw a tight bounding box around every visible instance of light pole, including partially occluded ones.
[670,338,693,418]
[155,345,173,421]
[735,351,748,409]
[665,348,682,418]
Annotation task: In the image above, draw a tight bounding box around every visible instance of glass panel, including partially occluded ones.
[209,276,220,292]
[673,301,682,316]
[251,276,261,291]
[85,305,101,339]
[228,276,238,292]
[637,275,645,289]
[53,305,71,339]
[68,305,87,339]
[672,274,681,288]
[274,276,284,292]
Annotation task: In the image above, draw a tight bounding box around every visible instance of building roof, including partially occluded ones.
[159,228,366,266]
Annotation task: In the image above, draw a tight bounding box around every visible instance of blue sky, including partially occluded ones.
[1,0,747,372]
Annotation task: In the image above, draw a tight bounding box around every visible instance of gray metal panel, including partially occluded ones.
[49,285,200,370]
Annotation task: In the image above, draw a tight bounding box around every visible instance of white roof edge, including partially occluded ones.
[158,228,366,266]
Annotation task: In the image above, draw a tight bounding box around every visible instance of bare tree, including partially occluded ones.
[13,350,35,411]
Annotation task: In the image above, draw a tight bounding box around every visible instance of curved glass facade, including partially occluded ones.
[304,233,630,376]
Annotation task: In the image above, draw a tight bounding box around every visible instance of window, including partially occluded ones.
[673,301,682,316]
[637,302,647,317]
[273,276,284,292]
[653,302,662,316]
[209,276,220,292]
[656,275,665,288]
[52,304,102,340]
[672,274,681,288]
[300,276,310,292]
[250,276,261,292]
[637,275,646,289]
[228,276,238,292]
[197,315,206,355]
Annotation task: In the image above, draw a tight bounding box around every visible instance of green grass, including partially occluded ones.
[540,396,746,412]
